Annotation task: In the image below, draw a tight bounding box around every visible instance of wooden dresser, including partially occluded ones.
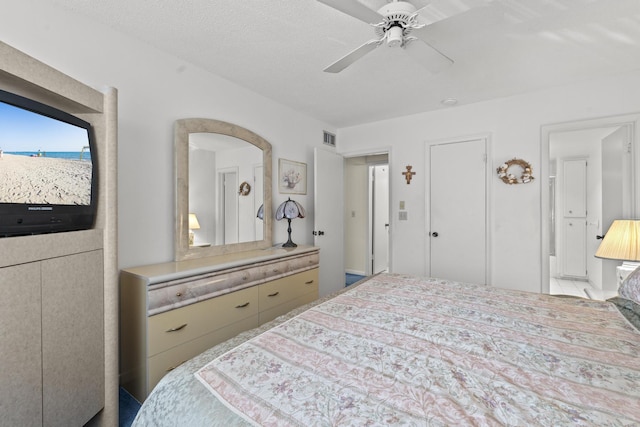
[120,245,319,402]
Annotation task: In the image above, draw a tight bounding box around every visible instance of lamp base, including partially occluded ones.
[282,218,297,248]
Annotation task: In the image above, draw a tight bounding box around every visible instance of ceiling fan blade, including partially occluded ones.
[403,39,453,74]
[324,39,383,73]
[316,0,383,24]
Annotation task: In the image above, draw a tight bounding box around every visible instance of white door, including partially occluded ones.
[563,217,586,277]
[372,164,389,274]
[223,171,238,244]
[563,159,586,218]
[314,147,345,297]
[429,139,486,284]
[561,159,587,278]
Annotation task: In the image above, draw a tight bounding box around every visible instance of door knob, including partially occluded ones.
[431,232,438,237]
[596,235,604,240]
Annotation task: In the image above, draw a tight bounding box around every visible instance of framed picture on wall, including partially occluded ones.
[279,158,307,194]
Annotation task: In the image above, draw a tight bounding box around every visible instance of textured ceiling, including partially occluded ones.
[50,0,640,127]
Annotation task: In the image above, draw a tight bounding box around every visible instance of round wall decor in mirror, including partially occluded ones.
[239,181,251,196]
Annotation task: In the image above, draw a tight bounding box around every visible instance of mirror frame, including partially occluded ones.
[175,118,272,261]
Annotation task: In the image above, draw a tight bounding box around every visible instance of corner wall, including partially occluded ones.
[338,70,640,293]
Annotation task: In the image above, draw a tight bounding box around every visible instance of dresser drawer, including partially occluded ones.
[148,286,259,356]
[147,267,259,315]
[147,315,259,394]
[258,268,318,312]
[259,291,318,325]
[258,252,320,281]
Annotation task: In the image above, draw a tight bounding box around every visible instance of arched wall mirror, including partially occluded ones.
[175,118,272,261]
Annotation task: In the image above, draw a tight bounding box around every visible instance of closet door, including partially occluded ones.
[563,218,587,277]
[42,250,104,426]
[0,263,42,426]
[429,138,487,284]
[561,159,587,278]
[563,159,587,217]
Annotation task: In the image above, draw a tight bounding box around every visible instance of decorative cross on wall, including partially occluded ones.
[402,165,416,184]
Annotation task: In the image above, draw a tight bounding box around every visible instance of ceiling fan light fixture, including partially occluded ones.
[319,0,456,73]
[386,25,404,47]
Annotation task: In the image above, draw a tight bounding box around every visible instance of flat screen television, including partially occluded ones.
[0,88,98,236]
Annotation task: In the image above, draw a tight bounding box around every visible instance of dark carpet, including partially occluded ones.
[346,273,366,286]
[119,387,141,427]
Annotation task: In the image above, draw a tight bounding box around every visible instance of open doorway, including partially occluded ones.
[541,114,638,298]
[370,164,389,274]
[345,154,389,285]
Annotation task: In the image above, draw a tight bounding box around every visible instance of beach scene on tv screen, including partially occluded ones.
[0,102,92,206]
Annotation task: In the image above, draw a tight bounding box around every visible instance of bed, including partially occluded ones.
[132,273,640,426]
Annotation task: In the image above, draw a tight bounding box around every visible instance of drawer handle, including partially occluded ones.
[235,302,250,308]
[242,276,248,281]
[166,323,188,333]
[176,292,183,297]
[166,360,187,372]
[305,280,314,285]
[268,291,280,297]
[273,269,280,273]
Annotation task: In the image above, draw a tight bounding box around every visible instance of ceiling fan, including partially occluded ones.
[318,0,497,73]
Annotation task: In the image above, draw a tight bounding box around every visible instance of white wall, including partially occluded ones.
[344,159,369,275]
[338,70,640,293]
[2,0,333,269]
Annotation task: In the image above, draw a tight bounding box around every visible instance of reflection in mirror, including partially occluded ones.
[189,133,263,246]
[175,119,272,261]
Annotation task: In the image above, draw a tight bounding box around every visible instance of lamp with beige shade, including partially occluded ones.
[188,213,201,246]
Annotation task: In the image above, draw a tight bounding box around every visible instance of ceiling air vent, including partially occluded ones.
[323,131,336,147]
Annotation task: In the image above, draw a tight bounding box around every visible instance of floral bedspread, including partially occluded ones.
[196,273,640,426]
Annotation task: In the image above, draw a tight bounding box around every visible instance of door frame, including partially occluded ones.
[424,133,492,285]
[368,163,389,275]
[341,146,393,274]
[540,113,640,293]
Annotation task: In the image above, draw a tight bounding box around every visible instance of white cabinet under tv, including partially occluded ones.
[0,240,104,426]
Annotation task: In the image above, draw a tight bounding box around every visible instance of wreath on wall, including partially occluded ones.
[239,181,251,196]
[497,158,534,185]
